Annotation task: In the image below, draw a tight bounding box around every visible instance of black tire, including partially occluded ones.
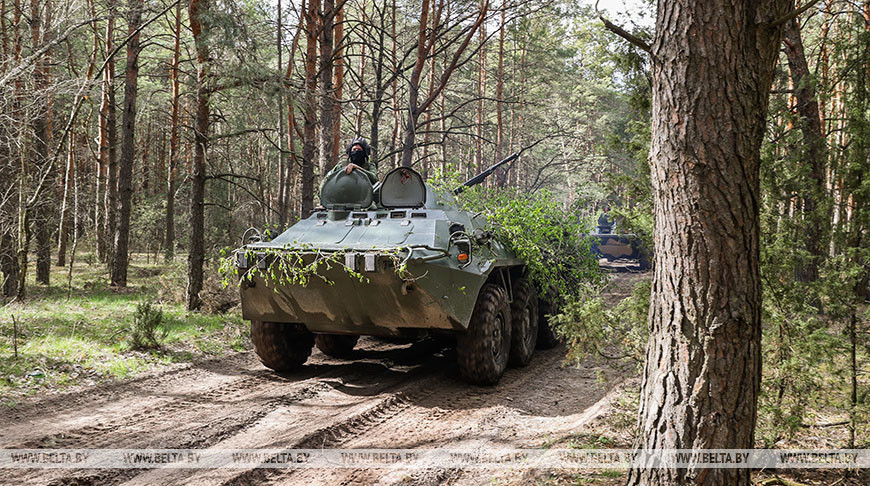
[509,279,538,367]
[315,334,359,358]
[457,284,512,385]
[536,298,560,349]
[250,321,314,371]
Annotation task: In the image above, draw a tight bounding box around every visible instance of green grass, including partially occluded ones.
[0,253,248,404]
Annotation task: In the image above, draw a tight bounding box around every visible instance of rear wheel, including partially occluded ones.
[536,298,560,349]
[509,279,538,367]
[315,334,359,358]
[457,284,512,385]
[251,321,314,371]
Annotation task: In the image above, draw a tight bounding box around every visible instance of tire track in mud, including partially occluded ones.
[5,339,452,486]
[1,325,631,486]
[262,346,625,486]
[215,351,453,486]
[2,351,386,485]
[8,376,340,486]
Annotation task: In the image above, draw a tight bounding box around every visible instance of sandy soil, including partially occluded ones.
[0,273,643,486]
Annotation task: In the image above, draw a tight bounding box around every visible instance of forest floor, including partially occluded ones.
[0,260,865,485]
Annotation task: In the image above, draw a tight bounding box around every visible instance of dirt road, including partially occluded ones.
[0,273,644,486]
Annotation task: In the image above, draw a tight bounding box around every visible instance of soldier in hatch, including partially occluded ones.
[321,137,378,186]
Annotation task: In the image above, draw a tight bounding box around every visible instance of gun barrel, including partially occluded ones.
[453,153,519,195]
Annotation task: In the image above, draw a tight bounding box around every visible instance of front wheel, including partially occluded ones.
[457,284,512,385]
[250,321,314,371]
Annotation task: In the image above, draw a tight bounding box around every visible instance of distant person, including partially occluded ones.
[321,137,378,187]
[597,206,614,234]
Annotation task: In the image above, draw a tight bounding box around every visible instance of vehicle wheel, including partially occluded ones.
[536,298,560,349]
[509,279,538,367]
[315,334,359,358]
[250,321,314,371]
[457,284,512,385]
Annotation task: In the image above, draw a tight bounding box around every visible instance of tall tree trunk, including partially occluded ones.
[277,0,287,227]
[57,128,75,266]
[389,0,398,168]
[475,0,486,175]
[187,0,210,311]
[783,17,827,283]
[12,0,26,300]
[354,0,366,135]
[32,0,53,286]
[104,0,118,269]
[96,0,114,262]
[165,0,181,262]
[495,0,506,186]
[301,0,319,217]
[627,1,793,485]
[319,0,336,174]
[111,0,142,287]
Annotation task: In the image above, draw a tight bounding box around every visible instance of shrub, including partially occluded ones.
[129,301,167,350]
[551,279,650,367]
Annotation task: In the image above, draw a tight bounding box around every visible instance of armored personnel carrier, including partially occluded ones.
[233,154,556,385]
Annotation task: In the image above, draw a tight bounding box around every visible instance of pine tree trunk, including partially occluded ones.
[495,1,505,186]
[301,0,319,218]
[783,17,826,283]
[319,0,335,174]
[111,0,142,287]
[104,0,118,269]
[164,0,181,262]
[31,0,53,286]
[627,1,792,484]
[187,0,210,311]
[277,0,287,227]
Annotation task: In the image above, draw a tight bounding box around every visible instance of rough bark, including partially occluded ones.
[164,0,181,262]
[187,0,210,311]
[111,0,142,287]
[626,1,793,485]
[783,16,826,283]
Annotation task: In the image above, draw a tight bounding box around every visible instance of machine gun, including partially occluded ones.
[453,153,519,195]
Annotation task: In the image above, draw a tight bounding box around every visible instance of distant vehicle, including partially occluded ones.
[233,154,558,385]
[590,213,651,269]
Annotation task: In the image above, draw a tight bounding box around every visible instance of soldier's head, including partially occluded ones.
[346,137,371,167]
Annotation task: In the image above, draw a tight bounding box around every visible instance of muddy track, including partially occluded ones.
[1,274,641,486]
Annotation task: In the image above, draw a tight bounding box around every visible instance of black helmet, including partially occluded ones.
[346,137,371,158]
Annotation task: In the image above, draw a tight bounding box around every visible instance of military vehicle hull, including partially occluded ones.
[590,233,650,269]
[235,163,544,385]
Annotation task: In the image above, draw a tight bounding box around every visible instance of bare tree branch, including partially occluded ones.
[594,0,651,54]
